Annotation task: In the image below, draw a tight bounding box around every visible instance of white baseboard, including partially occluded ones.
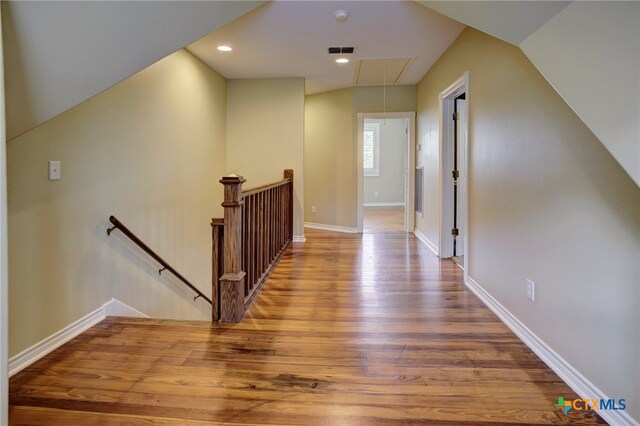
[413,229,439,256]
[104,298,149,318]
[304,222,360,234]
[292,235,306,243]
[465,276,638,426]
[9,298,147,377]
[363,202,405,208]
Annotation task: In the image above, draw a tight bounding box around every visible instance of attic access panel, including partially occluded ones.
[353,57,414,86]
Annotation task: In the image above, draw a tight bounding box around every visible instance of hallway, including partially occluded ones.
[9,229,604,425]
[363,207,405,233]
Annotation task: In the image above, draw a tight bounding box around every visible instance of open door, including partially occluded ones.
[452,94,466,268]
[438,72,469,279]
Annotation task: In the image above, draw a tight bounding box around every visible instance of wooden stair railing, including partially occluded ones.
[212,169,294,322]
[107,215,212,305]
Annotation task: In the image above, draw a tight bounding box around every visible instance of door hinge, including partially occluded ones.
[453,112,459,121]
[451,228,459,236]
[452,170,459,180]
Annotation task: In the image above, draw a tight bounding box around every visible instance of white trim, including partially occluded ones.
[357,114,364,232]
[304,222,359,234]
[292,235,306,243]
[363,202,405,208]
[438,71,470,285]
[8,298,147,377]
[357,112,416,234]
[104,298,149,318]
[0,9,8,421]
[413,229,439,256]
[465,276,639,426]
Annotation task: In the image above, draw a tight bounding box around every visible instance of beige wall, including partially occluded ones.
[416,28,640,421]
[521,1,640,187]
[364,118,406,205]
[226,78,305,238]
[304,85,416,227]
[304,88,354,227]
[7,49,227,356]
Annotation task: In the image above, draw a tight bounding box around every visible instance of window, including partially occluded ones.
[363,122,380,176]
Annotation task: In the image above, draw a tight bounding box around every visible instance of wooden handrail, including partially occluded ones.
[241,177,292,197]
[107,215,212,305]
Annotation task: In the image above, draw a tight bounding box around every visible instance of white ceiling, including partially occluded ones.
[187,1,465,95]
[3,1,264,140]
[418,1,571,45]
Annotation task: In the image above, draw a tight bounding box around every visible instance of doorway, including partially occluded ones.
[439,72,469,276]
[357,112,416,233]
[452,93,466,266]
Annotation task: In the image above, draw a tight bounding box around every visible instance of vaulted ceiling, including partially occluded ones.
[2,0,264,140]
[418,1,571,45]
[187,1,464,95]
[3,1,638,186]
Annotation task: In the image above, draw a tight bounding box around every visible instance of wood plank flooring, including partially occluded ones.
[363,207,405,232]
[9,229,605,425]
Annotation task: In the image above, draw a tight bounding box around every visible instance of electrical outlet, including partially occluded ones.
[526,279,535,302]
[374,191,379,197]
[311,206,316,213]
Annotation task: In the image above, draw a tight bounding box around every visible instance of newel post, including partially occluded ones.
[219,174,246,322]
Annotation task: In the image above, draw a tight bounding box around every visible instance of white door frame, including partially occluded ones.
[357,111,416,233]
[438,72,470,280]
[0,11,8,423]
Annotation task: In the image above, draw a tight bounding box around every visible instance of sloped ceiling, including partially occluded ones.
[419,1,571,45]
[419,0,639,187]
[521,1,639,187]
[2,0,264,140]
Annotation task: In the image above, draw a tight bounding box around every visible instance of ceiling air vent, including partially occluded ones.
[328,47,355,54]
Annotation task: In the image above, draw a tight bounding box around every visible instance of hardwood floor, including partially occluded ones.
[9,229,605,425]
[363,207,405,232]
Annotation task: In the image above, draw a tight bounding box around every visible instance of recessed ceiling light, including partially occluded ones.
[334,10,348,22]
[336,58,349,64]
[217,45,233,52]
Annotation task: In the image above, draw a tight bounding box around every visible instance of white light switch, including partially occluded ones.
[526,279,535,302]
[49,161,61,180]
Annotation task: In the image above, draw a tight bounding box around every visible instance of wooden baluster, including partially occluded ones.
[267,189,273,264]
[279,185,283,247]
[244,200,250,295]
[211,218,224,322]
[277,186,281,250]
[259,191,264,277]
[254,193,258,289]
[274,188,277,256]
[284,169,294,241]
[248,195,253,291]
[265,189,269,264]
[242,202,247,295]
[265,189,270,268]
[265,188,270,264]
[269,188,273,261]
[219,174,246,322]
[278,187,282,247]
